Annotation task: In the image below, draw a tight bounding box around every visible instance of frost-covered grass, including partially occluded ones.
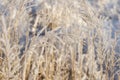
[0,0,120,80]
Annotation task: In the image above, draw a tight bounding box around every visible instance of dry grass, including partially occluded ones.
[0,0,120,80]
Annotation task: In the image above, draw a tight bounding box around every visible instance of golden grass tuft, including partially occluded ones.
[0,0,119,80]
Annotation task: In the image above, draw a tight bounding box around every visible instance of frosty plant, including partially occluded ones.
[0,0,119,80]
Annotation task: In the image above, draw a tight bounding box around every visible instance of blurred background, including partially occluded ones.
[87,0,120,54]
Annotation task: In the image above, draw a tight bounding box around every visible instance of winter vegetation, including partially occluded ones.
[0,0,120,80]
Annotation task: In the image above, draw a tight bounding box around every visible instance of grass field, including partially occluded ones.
[0,0,120,80]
